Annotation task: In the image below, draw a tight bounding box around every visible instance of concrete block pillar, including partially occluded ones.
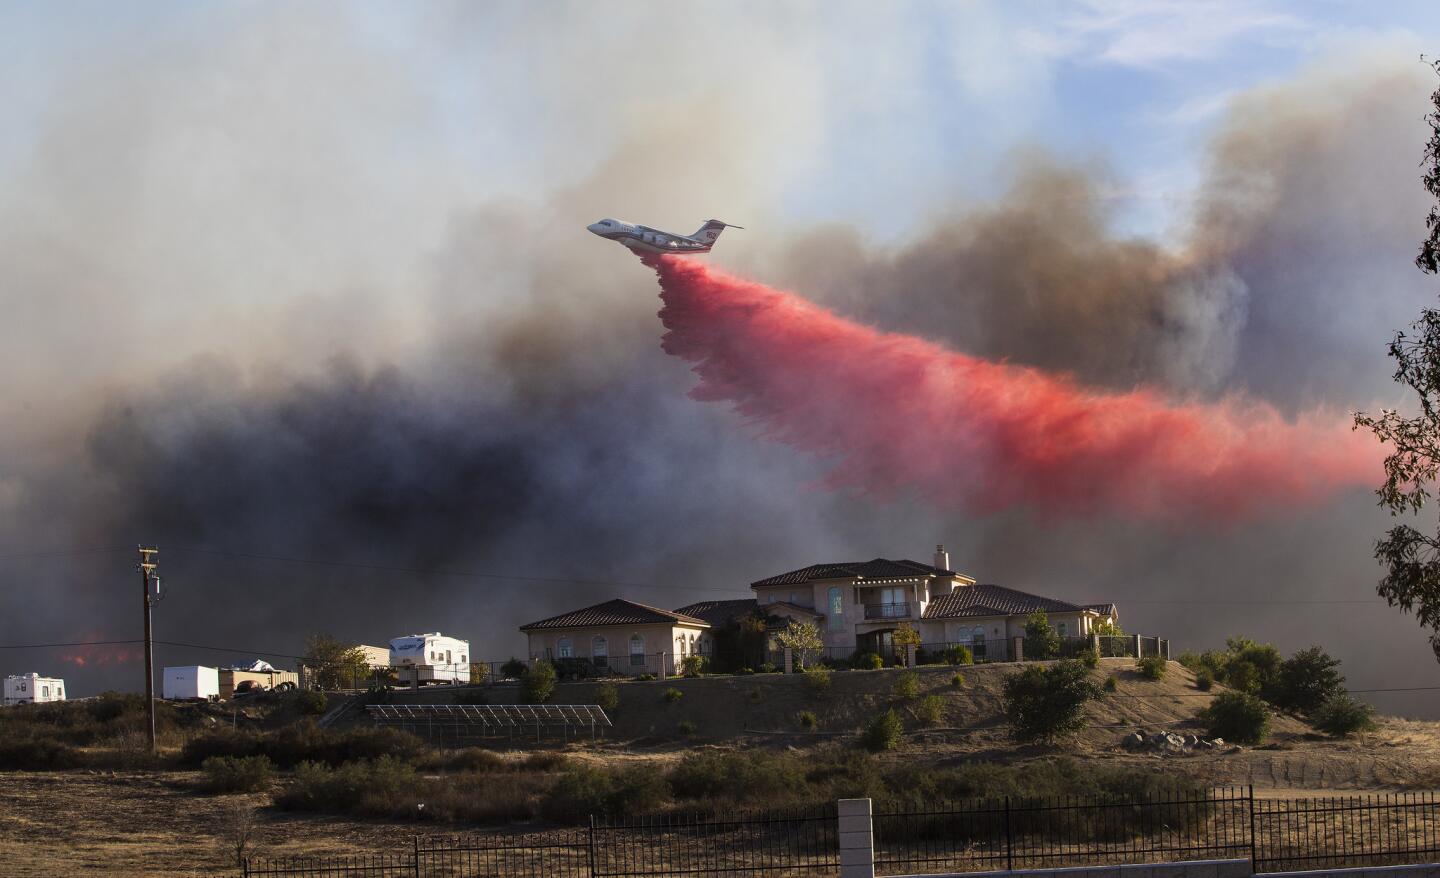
[1091,633,1101,656]
[1162,639,1171,660]
[1010,636,1024,663]
[1134,634,1143,657]
[905,644,916,668]
[837,798,875,878]
[658,653,668,681]
[782,647,794,675]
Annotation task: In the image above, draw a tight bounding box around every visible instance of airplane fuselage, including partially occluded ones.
[587,218,739,255]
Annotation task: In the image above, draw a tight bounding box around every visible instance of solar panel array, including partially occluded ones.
[366,703,612,743]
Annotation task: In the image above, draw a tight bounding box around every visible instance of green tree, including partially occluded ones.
[1273,646,1345,714]
[302,634,371,691]
[775,620,823,670]
[1199,691,1271,744]
[1024,611,1060,661]
[1002,660,1101,742]
[893,623,922,665]
[1355,60,1440,659]
[521,661,557,704]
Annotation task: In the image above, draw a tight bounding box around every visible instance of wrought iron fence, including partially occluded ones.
[1252,792,1440,873]
[242,788,1440,877]
[873,787,1251,875]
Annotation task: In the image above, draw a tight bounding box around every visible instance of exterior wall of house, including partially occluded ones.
[526,623,707,676]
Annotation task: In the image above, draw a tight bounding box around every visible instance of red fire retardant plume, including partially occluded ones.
[646,255,1383,521]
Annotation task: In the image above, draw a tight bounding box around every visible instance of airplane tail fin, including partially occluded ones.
[692,219,743,245]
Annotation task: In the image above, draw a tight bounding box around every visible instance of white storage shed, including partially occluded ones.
[163,665,220,700]
[3,673,66,706]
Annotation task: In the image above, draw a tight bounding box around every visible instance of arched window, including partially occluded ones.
[689,633,698,656]
[630,634,645,667]
[592,636,608,668]
[557,637,573,659]
[677,635,687,656]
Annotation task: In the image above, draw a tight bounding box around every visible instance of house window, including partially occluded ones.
[971,626,987,659]
[630,634,645,666]
[677,635,687,656]
[557,638,573,659]
[689,633,697,655]
[41,686,49,698]
[828,587,844,631]
[1056,623,1067,637]
[593,637,608,668]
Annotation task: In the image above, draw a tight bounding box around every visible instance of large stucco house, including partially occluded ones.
[748,545,1118,661]
[517,545,1119,673]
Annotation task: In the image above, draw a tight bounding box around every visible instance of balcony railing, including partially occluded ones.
[863,602,911,620]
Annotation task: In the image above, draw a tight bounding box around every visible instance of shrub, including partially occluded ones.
[758,663,778,674]
[595,681,620,713]
[802,666,832,696]
[797,710,818,730]
[521,661,557,704]
[677,719,697,737]
[291,689,328,715]
[1102,675,1117,692]
[1273,646,1345,714]
[1080,648,1100,669]
[635,673,657,682]
[893,671,920,700]
[202,755,274,793]
[662,687,683,704]
[1195,669,1214,691]
[276,755,416,815]
[1136,654,1167,681]
[915,695,944,727]
[1199,692,1271,744]
[1310,694,1376,737]
[500,658,529,679]
[852,651,884,670]
[1023,611,1060,660]
[1002,660,1102,743]
[942,645,974,666]
[0,737,84,770]
[443,748,506,772]
[671,750,807,802]
[950,673,965,689]
[541,763,667,822]
[181,723,424,769]
[680,655,708,678]
[862,709,903,752]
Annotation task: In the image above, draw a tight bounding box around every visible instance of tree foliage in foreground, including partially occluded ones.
[1002,660,1101,743]
[1355,59,1440,661]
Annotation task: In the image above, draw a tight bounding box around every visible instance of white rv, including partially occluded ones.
[162,665,220,700]
[3,673,65,706]
[389,633,470,685]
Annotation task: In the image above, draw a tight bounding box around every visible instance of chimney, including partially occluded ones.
[934,544,950,572]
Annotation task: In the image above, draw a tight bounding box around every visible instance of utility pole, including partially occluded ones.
[138,546,159,753]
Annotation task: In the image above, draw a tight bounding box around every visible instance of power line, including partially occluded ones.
[0,546,131,561]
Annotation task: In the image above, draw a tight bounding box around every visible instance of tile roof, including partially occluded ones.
[752,558,954,587]
[1083,603,1118,616]
[519,598,709,631]
[672,599,760,627]
[923,584,1098,619]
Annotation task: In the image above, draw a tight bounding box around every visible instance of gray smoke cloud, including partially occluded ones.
[1,13,1437,716]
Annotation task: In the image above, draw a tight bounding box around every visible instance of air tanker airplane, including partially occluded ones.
[587,218,742,255]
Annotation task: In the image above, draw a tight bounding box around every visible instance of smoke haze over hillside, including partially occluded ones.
[1,6,1437,716]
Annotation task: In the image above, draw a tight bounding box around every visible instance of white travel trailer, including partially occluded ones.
[3,673,65,706]
[389,633,470,685]
[162,665,220,701]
